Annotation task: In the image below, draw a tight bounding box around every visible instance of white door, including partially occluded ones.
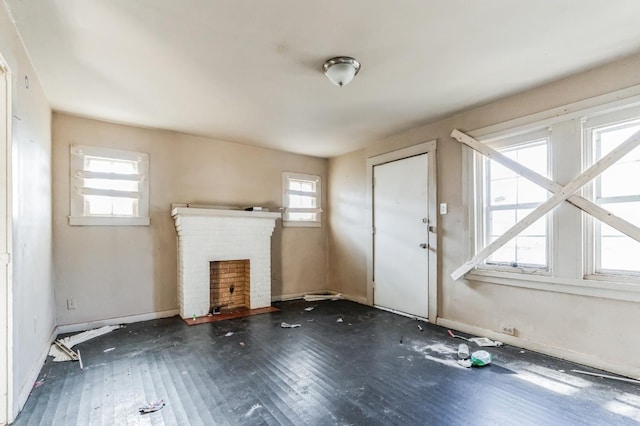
[373,154,429,318]
[0,64,11,425]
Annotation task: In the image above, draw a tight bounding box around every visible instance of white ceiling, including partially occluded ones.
[6,1,640,157]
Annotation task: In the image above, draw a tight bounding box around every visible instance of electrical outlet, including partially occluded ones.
[67,298,77,310]
[439,203,448,215]
[501,323,515,336]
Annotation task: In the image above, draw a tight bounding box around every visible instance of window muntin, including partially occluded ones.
[70,145,149,226]
[282,172,321,227]
[480,138,550,270]
[589,120,640,274]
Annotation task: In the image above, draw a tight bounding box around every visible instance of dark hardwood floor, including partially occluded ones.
[13,300,639,425]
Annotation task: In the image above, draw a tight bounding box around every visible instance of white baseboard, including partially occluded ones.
[436,317,640,380]
[16,326,57,417]
[56,309,179,335]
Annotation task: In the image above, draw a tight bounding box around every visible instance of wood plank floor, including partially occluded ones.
[14,300,639,425]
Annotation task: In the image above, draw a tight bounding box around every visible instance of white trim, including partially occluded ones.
[469,84,640,140]
[0,55,13,425]
[466,270,640,303]
[16,326,56,416]
[56,309,178,335]
[366,140,438,319]
[68,216,150,226]
[436,318,640,380]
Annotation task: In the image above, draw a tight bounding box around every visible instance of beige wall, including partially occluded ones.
[52,113,328,325]
[328,52,640,377]
[327,149,367,300]
[0,2,54,420]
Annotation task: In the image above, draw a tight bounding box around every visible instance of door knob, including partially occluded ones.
[419,243,427,249]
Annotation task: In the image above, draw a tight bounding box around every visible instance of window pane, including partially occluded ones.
[489,209,516,235]
[288,212,316,221]
[600,236,640,272]
[517,178,548,204]
[289,194,316,208]
[112,198,135,215]
[289,179,315,193]
[599,162,640,198]
[489,177,517,205]
[516,236,547,265]
[593,121,640,274]
[86,195,135,216]
[487,238,516,264]
[483,139,548,269]
[86,157,137,174]
[84,178,138,192]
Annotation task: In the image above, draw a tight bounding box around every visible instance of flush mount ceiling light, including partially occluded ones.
[323,56,361,87]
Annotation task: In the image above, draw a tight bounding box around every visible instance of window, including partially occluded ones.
[585,115,640,275]
[70,145,150,226]
[475,132,550,272]
[282,172,321,227]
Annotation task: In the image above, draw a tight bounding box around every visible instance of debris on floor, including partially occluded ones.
[49,325,123,362]
[139,399,165,414]
[447,329,469,341]
[225,332,234,337]
[103,347,115,353]
[280,322,301,328]
[470,350,492,367]
[457,359,472,368]
[469,337,503,347]
[417,324,423,332]
[572,370,640,385]
[245,403,262,418]
[303,293,342,302]
[447,330,502,347]
[78,350,84,370]
[458,343,470,360]
[304,306,315,312]
[336,318,344,323]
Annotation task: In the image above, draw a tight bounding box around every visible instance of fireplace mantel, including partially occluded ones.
[172,205,280,319]
[171,206,281,220]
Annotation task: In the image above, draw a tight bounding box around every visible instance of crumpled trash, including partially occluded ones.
[139,399,165,414]
[470,350,492,367]
[280,322,301,328]
[336,318,344,323]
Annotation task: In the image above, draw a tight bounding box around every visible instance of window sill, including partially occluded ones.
[282,221,321,228]
[69,216,150,226]
[465,269,640,303]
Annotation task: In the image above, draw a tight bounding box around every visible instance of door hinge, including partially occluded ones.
[0,253,10,265]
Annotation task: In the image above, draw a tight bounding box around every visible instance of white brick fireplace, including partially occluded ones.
[171,206,280,319]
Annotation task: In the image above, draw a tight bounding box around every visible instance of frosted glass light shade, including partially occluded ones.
[323,57,361,87]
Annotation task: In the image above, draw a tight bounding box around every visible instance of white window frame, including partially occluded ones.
[69,144,150,226]
[461,87,640,303]
[282,172,322,228]
[583,106,640,279]
[473,129,552,274]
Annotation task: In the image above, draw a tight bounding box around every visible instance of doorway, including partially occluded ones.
[367,141,437,319]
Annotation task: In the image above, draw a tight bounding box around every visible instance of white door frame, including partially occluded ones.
[366,140,438,319]
[0,54,13,425]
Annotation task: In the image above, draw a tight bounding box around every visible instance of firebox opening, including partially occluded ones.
[210,259,250,313]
